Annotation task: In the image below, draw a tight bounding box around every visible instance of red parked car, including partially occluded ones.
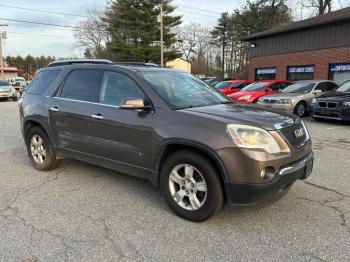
[228,80,292,103]
[214,80,253,95]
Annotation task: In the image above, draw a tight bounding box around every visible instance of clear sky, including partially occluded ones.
[0,0,245,58]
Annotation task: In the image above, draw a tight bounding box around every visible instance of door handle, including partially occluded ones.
[90,114,104,120]
[50,107,59,112]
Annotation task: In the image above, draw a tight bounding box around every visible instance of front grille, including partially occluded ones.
[280,122,308,148]
[328,102,338,108]
[318,101,327,108]
[318,101,339,109]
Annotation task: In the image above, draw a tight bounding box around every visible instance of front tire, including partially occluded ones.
[294,102,306,117]
[26,127,61,171]
[160,150,224,221]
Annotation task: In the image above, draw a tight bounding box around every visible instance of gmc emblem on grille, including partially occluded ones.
[294,128,304,138]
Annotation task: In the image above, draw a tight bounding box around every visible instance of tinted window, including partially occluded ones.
[280,82,289,89]
[99,71,145,106]
[242,82,269,91]
[325,82,338,91]
[215,82,231,90]
[282,82,315,93]
[316,82,334,92]
[61,70,103,102]
[270,83,281,91]
[26,70,60,95]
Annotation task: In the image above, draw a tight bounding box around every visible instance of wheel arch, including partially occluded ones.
[23,118,53,144]
[152,139,228,188]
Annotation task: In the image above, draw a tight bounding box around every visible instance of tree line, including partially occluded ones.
[4,55,55,76]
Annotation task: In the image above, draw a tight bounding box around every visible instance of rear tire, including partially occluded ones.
[160,150,224,222]
[26,127,61,171]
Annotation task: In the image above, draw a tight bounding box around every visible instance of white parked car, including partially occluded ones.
[0,80,19,101]
[11,77,27,92]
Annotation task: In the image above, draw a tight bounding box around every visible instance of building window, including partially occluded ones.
[255,68,276,81]
[329,63,350,85]
[287,65,314,81]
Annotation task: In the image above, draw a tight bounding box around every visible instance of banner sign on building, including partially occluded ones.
[330,64,350,72]
[256,68,276,75]
[288,66,314,73]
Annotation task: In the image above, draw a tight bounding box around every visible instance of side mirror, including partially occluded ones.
[313,89,322,94]
[265,88,273,92]
[120,98,151,111]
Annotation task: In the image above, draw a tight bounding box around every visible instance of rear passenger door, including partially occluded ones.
[55,69,105,154]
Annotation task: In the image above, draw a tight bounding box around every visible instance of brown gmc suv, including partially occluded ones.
[19,60,314,221]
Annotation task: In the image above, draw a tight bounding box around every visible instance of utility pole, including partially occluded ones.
[0,24,8,80]
[160,2,164,68]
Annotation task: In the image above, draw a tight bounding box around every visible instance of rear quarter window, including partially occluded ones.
[26,70,61,95]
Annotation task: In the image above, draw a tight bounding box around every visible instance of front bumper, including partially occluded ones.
[223,151,314,205]
[312,107,350,121]
[257,102,294,112]
[0,92,14,99]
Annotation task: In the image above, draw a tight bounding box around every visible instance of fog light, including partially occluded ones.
[260,167,275,180]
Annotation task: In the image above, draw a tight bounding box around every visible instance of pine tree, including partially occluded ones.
[104,0,182,63]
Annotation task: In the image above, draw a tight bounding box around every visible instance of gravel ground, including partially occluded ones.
[0,101,349,262]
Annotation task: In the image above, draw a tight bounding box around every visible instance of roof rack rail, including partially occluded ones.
[113,62,159,67]
[47,59,113,67]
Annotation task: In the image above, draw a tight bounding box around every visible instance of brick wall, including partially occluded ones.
[248,46,350,80]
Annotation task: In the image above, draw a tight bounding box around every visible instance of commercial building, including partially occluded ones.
[166,57,191,73]
[0,66,22,80]
[243,7,350,85]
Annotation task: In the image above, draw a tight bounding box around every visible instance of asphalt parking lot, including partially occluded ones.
[0,101,349,262]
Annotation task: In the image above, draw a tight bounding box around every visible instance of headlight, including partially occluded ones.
[279,99,291,104]
[311,98,317,104]
[227,124,282,154]
[301,120,310,141]
[240,95,252,100]
[344,101,350,106]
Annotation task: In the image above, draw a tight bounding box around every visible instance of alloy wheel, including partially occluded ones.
[168,164,207,210]
[296,103,305,117]
[30,135,47,164]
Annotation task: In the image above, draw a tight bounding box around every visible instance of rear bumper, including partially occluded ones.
[224,151,314,205]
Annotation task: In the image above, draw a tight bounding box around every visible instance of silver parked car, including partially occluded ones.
[257,80,338,117]
[0,80,19,101]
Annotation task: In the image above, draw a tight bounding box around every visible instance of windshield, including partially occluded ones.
[0,81,10,86]
[142,71,231,109]
[337,81,350,92]
[282,82,315,93]
[241,82,269,91]
[215,82,231,89]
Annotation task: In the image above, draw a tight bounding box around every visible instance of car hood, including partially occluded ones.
[182,104,296,130]
[230,91,261,98]
[262,92,306,100]
[318,91,350,101]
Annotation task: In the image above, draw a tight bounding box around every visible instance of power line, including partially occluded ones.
[6,31,71,38]
[0,18,75,29]
[0,4,88,18]
[177,4,222,15]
